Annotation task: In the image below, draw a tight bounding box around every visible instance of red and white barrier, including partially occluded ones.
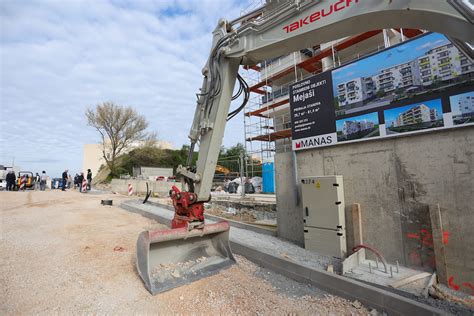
[82,179,88,193]
[128,183,133,196]
[20,175,26,190]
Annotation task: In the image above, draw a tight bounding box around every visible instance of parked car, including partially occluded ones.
[51,178,64,189]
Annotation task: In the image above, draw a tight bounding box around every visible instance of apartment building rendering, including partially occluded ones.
[418,43,472,86]
[392,103,438,127]
[337,77,375,107]
[335,43,472,109]
[342,119,375,136]
[456,94,474,116]
[374,60,421,93]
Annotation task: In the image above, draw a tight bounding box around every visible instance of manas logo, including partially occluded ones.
[293,133,337,150]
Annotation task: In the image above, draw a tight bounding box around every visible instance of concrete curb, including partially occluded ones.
[205,213,277,237]
[120,201,443,315]
[120,202,172,226]
[230,242,442,315]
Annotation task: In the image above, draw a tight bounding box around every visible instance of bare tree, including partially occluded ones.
[86,102,154,177]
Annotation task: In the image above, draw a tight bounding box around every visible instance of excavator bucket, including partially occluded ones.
[136,221,235,295]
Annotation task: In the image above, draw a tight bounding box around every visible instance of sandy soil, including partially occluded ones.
[1,190,371,314]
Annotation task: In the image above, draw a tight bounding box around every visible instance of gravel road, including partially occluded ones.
[1,190,371,314]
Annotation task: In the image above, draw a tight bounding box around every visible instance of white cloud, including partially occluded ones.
[1,0,255,176]
[416,39,446,51]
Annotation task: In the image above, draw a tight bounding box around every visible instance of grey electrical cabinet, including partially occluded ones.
[301,176,346,258]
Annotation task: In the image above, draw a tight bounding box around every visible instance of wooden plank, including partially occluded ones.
[429,204,448,285]
[389,272,431,289]
[352,203,363,246]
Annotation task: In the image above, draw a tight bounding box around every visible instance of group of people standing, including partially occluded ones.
[5,169,92,192]
[66,169,92,192]
[5,170,49,191]
[5,170,16,191]
[36,171,48,191]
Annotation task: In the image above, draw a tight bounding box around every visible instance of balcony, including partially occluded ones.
[379,72,392,79]
[419,59,430,66]
[379,76,394,83]
[439,67,451,74]
[260,51,311,79]
[261,85,290,104]
[346,82,356,88]
[437,52,449,58]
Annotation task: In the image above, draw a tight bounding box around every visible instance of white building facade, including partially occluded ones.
[374,60,421,93]
[342,119,375,136]
[417,43,473,86]
[393,104,433,127]
[337,77,375,108]
[457,95,474,115]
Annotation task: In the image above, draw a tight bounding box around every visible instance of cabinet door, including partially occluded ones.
[301,176,345,229]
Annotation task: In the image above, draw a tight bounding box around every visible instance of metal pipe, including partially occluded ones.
[353,244,389,274]
[239,153,245,198]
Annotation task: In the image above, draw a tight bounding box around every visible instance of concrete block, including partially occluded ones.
[342,248,366,274]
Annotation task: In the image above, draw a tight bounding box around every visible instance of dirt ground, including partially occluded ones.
[1,190,372,314]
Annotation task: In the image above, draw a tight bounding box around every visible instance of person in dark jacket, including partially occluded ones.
[78,172,84,192]
[74,174,79,188]
[86,169,92,190]
[6,170,16,191]
[62,169,68,191]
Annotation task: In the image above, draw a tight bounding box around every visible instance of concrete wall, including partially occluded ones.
[111,179,178,196]
[82,140,175,178]
[83,144,105,178]
[275,126,474,293]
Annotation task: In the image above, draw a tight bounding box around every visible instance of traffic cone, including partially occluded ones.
[128,183,133,196]
[82,179,88,193]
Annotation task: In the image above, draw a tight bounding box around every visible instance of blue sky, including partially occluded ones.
[450,91,474,115]
[0,0,255,177]
[331,33,449,96]
[384,99,443,126]
[335,112,379,132]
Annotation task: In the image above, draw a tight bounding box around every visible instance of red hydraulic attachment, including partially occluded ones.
[169,185,205,229]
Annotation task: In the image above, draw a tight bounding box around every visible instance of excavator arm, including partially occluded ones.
[137,0,473,295]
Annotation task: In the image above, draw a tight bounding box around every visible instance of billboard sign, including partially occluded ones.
[289,33,474,151]
[290,71,336,149]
